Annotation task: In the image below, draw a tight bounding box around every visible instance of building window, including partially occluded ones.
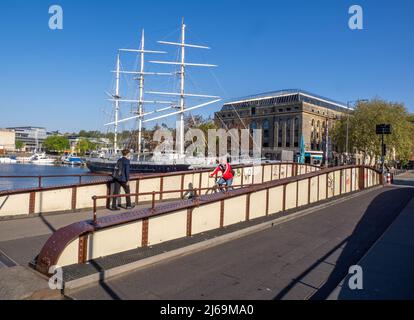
[251,107,256,115]
[250,121,257,136]
[263,120,270,142]
[294,117,299,147]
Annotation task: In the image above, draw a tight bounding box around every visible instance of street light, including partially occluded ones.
[345,99,368,165]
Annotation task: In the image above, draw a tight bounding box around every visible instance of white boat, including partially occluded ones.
[16,156,34,163]
[29,153,56,165]
[0,157,17,164]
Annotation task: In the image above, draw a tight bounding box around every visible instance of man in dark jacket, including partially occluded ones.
[111,149,134,210]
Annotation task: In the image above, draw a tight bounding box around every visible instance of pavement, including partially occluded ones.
[67,182,414,300]
[328,171,414,299]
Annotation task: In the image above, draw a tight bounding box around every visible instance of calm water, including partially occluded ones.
[0,164,108,191]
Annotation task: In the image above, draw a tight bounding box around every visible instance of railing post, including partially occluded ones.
[38,176,42,188]
[151,192,156,211]
[79,176,82,185]
[92,196,97,224]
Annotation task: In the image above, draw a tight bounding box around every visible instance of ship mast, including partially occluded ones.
[106,20,221,158]
[113,53,121,152]
[106,30,170,153]
[147,18,221,158]
[178,20,186,156]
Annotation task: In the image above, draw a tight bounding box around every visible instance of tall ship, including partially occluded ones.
[87,19,222,174]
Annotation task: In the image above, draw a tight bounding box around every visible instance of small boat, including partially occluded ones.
[62,155,83,166]
[0,156,17,164]
[29,153,55,165]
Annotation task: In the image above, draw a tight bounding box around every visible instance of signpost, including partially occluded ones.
[376,124,391,174]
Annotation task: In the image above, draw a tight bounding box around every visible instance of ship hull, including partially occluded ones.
[86,160,192,174]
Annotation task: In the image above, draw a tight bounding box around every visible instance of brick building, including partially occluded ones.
[215,89,350,165]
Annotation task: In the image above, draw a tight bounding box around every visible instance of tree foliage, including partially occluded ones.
[15,140,25,150]
[331,99,414,166]
[75,138,98,155]
[43,136,70,153]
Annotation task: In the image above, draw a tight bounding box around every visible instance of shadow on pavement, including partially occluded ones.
[89,260,122,300]
[393,179,414,187]
[273,187,414,300]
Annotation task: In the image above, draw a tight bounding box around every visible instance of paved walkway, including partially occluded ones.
[328,172,414,299]
[67,185,414,300]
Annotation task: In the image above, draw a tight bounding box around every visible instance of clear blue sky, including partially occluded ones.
[1,0,413,133]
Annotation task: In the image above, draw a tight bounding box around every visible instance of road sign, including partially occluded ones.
[376,124,391,135]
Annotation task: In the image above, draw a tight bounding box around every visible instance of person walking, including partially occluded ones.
[111,149,134,210]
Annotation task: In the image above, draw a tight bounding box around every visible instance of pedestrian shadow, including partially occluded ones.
[88,260,122,300]
[39,213,56,233]
[273,187,414,300]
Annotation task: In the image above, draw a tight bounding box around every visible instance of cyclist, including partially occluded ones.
[209,159,234,191]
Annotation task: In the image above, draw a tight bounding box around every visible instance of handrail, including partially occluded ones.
[91,182,258,224]
[0,173,111,190]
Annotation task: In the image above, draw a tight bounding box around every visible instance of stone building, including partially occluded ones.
[0,129,16,154]
[214,89,350,165]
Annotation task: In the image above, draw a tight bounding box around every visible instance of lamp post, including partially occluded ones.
[345,99,368,165]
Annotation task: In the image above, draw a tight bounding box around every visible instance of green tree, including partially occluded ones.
[43,136,70,153]
[15,140,25,150]
[76,138,89,156]
[332,99,414,166]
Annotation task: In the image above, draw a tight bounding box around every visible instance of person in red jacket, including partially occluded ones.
[209,159,234,189]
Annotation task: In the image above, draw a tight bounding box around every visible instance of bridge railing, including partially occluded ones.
[0,162,319,218]
[0,173,111,190]
[35,165,381,276]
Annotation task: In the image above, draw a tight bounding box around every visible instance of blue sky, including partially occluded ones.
[0,0,413,133]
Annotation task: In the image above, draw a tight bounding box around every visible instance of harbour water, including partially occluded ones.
[0,164,103,191]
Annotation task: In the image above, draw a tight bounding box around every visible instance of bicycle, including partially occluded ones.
[208,176,233,194]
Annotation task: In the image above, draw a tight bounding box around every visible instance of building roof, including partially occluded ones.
[222,89,350,112]
[6,126,46,130]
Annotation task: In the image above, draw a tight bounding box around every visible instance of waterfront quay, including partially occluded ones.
[1,162,413,300]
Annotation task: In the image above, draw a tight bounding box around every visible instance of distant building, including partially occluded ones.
[0,129,16,154]
[6,126,48,152]
[215,89,350,165]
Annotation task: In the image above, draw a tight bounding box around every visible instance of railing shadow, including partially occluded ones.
[273,187,414,300]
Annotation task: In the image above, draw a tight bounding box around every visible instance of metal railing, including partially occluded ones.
[0,173,111,190]
[91,181,260,224]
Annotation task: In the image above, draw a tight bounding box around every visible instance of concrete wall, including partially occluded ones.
[46,166,381,268]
